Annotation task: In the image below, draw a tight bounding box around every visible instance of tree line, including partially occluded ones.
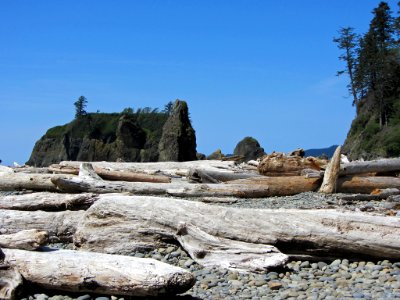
[334,1,400,127]
[73,96,174,118]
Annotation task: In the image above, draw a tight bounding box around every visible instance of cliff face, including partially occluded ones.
[27,100,197,166]
[343,94,400,160]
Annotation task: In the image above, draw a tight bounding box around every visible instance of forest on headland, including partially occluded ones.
[337,1,400,159]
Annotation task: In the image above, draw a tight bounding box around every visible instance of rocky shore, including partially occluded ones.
[14,192,400,299]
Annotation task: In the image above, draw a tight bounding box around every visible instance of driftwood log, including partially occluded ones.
[2,248,195,297]
[57,160,240,177]
[49,164,171,183]
[75,195,400,264]
[50,163,321,198]
[0,209,83,242]
[340,157,400,175]
[0,229,48,250]
[257,153,327,176]
[226,176,322,195]
[337,176,400,194]
[188,168,261,183]
[319,146,342,194]
[339,188,400,201]
[0,173,74,192]
[0,192,98,211]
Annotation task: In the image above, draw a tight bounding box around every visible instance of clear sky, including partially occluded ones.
[1,1,398,166]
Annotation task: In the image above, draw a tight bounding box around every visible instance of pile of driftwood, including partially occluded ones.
[1,147,400,299]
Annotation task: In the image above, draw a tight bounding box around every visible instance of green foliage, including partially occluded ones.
[45,125,68,138]
[121,107,134,115]
[163,101,173,115]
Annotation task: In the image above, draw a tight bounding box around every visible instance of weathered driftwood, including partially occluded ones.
[175,223,288,272]
[0,229,48,250]
[49,164,171,183]
[226,176,322,195]
[258,152,327,176]
[58,160,240,177]
[0,210,83,242]
[188,168,261,183]
[52,163,318,198]
[53,176,288,198]
[0,173,74,192]
[0,192,98,211]
[339,188,400,201]
[75,195,400,263]
[337,176,400,194]
[0,258,23,300]
[340,157,400,175]
[2,248,195,297]
[0,166,14,174]
[319,146,342,194]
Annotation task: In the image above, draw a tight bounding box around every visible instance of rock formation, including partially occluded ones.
[27,101,197,166]
[158,100,197,162]
[233,137,265,162]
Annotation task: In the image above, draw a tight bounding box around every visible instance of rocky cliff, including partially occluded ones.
[343,94,400,160]
[27,100,197,166]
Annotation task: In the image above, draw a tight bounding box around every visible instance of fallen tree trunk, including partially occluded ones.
[49,164,171,183]
[0,173,74,192]
[75,195,400,264]
[188,168,261,183]
[57,160,240,177]
[0,192,98,211]
[0,209,83,242]
[336,176,400,194]
[339,188,400,201]
[2,248,195,297]
[0,229,48,250]
[53,176,284,198]
[226,176,322,195]
[319,146,341,194]
[340,157,400,175]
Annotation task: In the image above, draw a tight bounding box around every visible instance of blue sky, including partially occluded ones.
[1,1,398,166]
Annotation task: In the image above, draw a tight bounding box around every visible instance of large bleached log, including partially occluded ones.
[188,168,261,183]
[340,157,400,175]
[337,176,400,194]
[0,192,98,211]
[319,146,342,194]
[0,173,73,192]
[53,176,282,198]
[75,195,400,262]
[58,160,240,177]
[0,210,83,242]
[226,176,322,195]
[257,152,327,176]
[0,229,48,250]
[2,248,195,297]
[49,164,171,183]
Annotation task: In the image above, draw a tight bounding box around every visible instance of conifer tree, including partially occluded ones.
[74,96,88,118]
[333,27,360,106]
